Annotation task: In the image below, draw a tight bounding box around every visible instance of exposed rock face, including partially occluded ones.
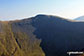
[0,14,84,56]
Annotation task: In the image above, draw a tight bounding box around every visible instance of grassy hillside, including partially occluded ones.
[0,21,44,56]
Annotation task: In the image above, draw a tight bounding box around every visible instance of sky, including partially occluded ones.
[0,0,84,21]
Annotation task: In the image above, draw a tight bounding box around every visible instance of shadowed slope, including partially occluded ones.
[31,14,84,56]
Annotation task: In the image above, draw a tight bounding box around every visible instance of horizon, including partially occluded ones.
[0,0,84,21]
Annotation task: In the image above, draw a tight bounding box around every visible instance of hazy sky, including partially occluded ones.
[0,0,84,21]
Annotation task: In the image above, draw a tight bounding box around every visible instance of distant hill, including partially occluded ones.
[75,16,84,21]
[0,14,84,56]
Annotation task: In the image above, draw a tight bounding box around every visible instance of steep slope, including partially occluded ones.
[30,15,84,56]
[0,22,23,56]
[0,18,44,56]
[10,17,44,56]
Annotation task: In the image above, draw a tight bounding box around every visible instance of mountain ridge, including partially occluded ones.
[0,14,84,56]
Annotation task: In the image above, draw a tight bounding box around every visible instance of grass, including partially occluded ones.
[0,22,44,56]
